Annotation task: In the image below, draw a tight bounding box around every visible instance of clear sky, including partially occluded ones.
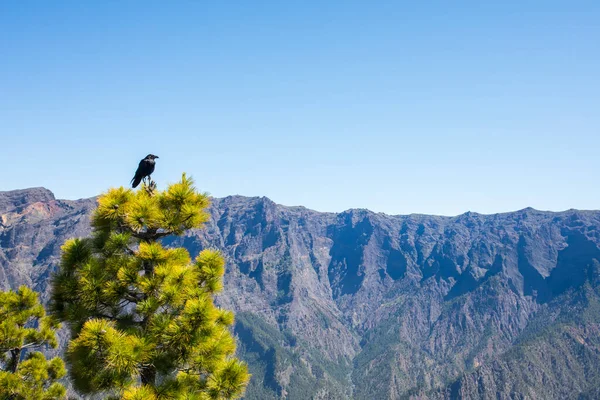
[1,1,599,216]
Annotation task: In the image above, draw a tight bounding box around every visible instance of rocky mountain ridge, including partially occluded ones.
[1,187,599,399]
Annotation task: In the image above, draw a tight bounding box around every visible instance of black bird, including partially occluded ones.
[131,154,159,188]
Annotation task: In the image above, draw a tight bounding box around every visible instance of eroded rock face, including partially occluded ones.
[0,188,96,297]
[1,188,599,399]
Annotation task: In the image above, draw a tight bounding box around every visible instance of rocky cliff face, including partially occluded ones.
[1,188,599,399]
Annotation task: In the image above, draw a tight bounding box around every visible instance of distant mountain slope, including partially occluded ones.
[1,188,599,399]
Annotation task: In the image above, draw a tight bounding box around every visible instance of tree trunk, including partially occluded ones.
[140,365,156,386]
[143,259,153,276]
[8,348,21,373]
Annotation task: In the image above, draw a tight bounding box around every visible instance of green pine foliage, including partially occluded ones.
[50,174,249,399]
[0,286,67,399]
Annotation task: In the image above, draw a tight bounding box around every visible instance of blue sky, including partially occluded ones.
[1,1,599,216]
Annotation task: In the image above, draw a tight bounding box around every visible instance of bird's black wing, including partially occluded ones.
[131,159,148,188]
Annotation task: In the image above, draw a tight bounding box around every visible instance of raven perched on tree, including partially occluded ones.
[131,154,159,188]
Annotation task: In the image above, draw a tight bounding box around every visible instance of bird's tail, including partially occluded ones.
[131,176,142,188]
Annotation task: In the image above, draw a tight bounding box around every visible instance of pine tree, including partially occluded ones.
[0,286,67,399]
[50,174,249,399]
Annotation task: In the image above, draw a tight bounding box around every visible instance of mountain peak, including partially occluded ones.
[0,187,55,213]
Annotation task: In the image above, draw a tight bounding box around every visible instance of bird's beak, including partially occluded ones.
[155,156,159,159]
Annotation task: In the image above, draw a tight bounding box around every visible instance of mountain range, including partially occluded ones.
[1,187,599,399]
